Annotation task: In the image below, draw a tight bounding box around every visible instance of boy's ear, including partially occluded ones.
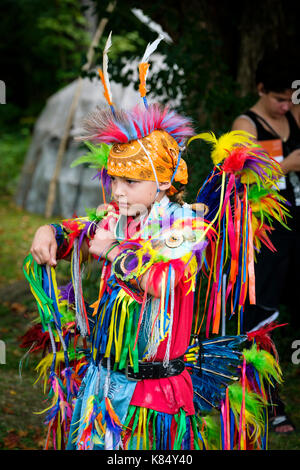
[158,181,171,191]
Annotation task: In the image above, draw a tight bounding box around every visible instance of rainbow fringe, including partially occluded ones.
[192,131,289,337]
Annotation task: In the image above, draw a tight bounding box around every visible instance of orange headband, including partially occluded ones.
[107,130,188,194]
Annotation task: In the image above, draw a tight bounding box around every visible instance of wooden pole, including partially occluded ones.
[44,1,116,218]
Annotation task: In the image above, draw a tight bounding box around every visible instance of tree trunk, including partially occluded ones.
[236,0,285,95]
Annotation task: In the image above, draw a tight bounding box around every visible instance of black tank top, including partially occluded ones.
[243,110,300,216]
[243,110,300,158]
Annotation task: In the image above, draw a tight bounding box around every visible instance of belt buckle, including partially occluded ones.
[125,363,141,382]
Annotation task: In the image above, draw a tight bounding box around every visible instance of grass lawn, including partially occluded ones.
[0,195,299,450]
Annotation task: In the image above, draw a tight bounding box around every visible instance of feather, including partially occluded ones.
[197,414,221,450]
[77,395,105,450]
[138,34,164,100]
[71,141,111,170]
[98,31,113,106]
[227,382,266,442]
[185,335,244,412]
[104,397,123,439]
[138,62,150,98]
[141,34,165,64]
[243,343,283,385]
[19,323,49,353]
[247,322,287,361]
[188,130,257,165]
[76,103,194,145]
[246,321,287,359]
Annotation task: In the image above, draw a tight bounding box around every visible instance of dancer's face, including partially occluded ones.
[110,175,170,217]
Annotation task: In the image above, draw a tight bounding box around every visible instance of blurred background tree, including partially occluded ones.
[1,1,300,450]
[1,0,299,200]
[0,0,90,129]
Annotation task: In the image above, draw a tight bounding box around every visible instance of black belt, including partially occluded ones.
[102,356,185,381]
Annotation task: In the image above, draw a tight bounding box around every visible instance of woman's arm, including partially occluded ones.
[231,116,257,137]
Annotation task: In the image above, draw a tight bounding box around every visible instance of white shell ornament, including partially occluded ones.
[165,231,184,248]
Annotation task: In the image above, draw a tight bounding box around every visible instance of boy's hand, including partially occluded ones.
[30,225,57,266]
[88,218,118,258]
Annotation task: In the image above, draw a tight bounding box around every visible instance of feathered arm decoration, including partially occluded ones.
[190,130,289,337]
[112,214,215,296]
[185,332,283,450]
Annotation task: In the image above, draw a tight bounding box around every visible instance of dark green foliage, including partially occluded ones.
[0,0,90,130]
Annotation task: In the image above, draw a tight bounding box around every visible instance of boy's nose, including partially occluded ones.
[113,181,126,197]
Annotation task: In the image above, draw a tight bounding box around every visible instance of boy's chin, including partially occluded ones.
[118,206,130,215]
[118,205,135,216]
[118,204,148,217]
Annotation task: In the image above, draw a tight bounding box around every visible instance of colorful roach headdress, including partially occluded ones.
[73,32,195,196]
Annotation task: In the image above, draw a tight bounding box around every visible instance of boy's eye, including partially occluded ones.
[110,176,138,185]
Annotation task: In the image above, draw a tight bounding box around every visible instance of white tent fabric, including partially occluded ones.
[16,76,140,217]
[16,55,181,218]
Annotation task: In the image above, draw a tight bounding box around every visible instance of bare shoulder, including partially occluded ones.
[231,115,257,137]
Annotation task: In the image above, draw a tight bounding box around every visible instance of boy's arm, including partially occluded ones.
[106,246,164,297]
[30,218,94,266]
[109,216,203,298]
[32,203,120,266]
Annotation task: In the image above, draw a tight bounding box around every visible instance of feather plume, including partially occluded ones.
[105,397,123,437]
[138,34,164,99]
[141,34,165,63]
[188,130,257,165]
[185,335,244,412]
[197,414,221,450]
[71,141,111,170]
[19,323,49,353]
[98,31,113,106]
[227,382,266,442]
[77,395,105,450]
[246,322,286,359]
[243,344,283,385]
[76,103,194,145]
[139,62,150,98]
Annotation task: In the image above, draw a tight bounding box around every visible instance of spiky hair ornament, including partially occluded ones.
[73,33,195,197]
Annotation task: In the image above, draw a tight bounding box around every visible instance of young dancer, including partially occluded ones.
[22,36,287,450]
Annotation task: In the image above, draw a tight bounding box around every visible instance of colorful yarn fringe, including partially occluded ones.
[191,130,289,337]
[22,255,89,449]
[122,406,203,450]
[184,330,283,450]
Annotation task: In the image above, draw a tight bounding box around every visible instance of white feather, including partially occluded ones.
[141,33,165,63]
[103,31,113,103]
